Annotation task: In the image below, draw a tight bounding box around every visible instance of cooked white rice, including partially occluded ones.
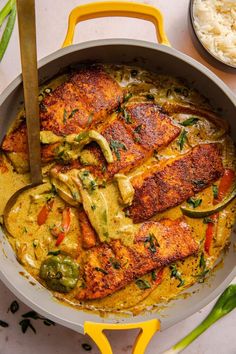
[193,0,236,66]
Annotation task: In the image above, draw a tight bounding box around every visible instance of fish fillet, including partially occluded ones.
[76,218,198,300]
[127,143,224,223]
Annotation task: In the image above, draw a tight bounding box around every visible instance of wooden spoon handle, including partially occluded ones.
[17,0,42,184]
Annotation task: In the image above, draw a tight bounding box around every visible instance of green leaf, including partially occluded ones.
[68,109,79,119]
[180,117,199,126]
[135,279,151,290]
[170,264,185,287]
[48,250,61,256]
[187,197,202,208]
[121,108,133,124]
[212,184,219,199]
[110,139,127,161]
[203,217,215,224]
[124,92,132,102]
[109,257,121,269]
[199,253,206,269]
[146,94,155,100]
[95,267,108,275]
[63,109,67,124]
[178,129,187,150]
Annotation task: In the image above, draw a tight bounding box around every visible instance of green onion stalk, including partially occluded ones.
[162,284,236,354]
[0,0,16,61]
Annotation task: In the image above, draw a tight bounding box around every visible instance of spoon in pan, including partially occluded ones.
[3,0,43,232]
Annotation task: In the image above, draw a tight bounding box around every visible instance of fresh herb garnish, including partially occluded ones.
[19,319,36,334]
[146,94,154,100]
[124,209,130,217]
[91,204,96,211]
[8,300,19,314]
[174,87,189,97]
[153,150,158,159]
[135,279,151,290]
[178,129,187,150]
[134,124,142,134]
[109,257,121,269]
[0,320,9,328]
[68,108,78,119]
[39,102,47,112]
[212,185,219,199]
[89,180,97,191]
[199,253,206,269]
[192,180,206,189]
[180,117,199,126]
[63,109,67,124]
[22,227,28,233]
[187,197,202,208]
[87,113,93,126]
[110,139,127,161]
[203,217,214,224]
[151,270,157,281]
[121,108,133,124]
[95,267,108,275]
[101,164,107,173]
[71,191,79,200]
[194,269,209,283]
[124,92,132,102]
[82,343,92,351]
[48,250,61,256]
[134,136,141,143]
[144,233,159,253]
[170,264,185,287]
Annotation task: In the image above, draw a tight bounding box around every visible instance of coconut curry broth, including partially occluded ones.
[0,65,236,314]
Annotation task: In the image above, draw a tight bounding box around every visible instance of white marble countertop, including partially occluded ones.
[0,0,235,353]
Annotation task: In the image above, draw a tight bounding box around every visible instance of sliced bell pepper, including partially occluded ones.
[181,169,235,218]
[55,207,71,246]
[37,199,54,226]
[204,169,235,254]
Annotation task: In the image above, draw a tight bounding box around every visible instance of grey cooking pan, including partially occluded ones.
[0,2,235,353]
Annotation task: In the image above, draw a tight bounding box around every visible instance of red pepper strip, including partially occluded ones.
[37,199,54,226]
[204,213,218,255]
[215,169,235,204]
[55,207,71,246]
[153,268,164,285]
[204,169,235,254]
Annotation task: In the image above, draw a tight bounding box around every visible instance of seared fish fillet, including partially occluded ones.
[76,218,198,300]
[51,103,181,179]
[127,143,224,223]
[2,66,123,163]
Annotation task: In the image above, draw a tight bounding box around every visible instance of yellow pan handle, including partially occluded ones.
[84,319,160,354]
[62,1,170,47]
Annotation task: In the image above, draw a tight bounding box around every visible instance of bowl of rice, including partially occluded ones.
[190,0,236,69]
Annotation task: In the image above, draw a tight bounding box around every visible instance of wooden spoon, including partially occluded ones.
[3,0,43,232]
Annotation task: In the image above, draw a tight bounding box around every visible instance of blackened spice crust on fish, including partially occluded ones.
[76,218,198,300]
[127,144,224,223]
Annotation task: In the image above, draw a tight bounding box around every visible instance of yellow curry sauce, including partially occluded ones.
[0,65,235,316]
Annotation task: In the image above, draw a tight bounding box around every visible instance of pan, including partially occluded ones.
[0,2,235,353]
